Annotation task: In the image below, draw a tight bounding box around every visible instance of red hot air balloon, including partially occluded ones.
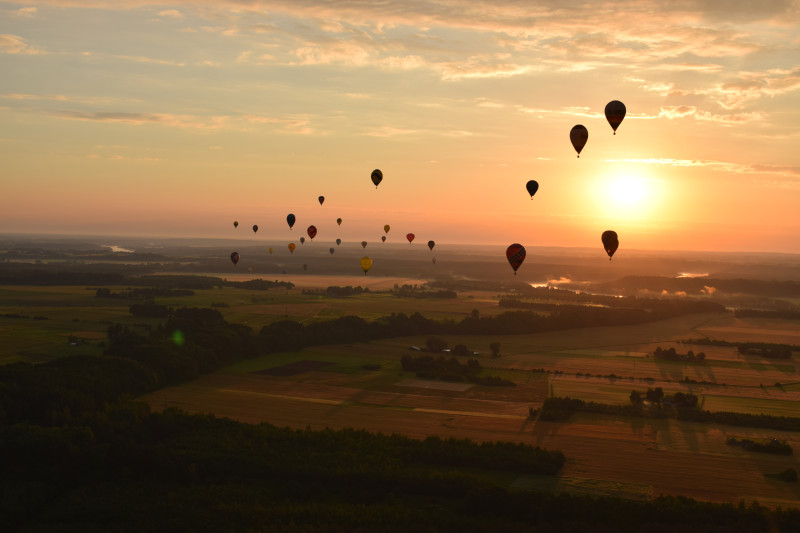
[307,225,317,240]
[506,243,526,275]
[230,252,240,266]
[604,100,626,135]
[427,240,435,251]
[381,236,386,243]
[570,125,588,157]
[318,196,325,205]
[601,230,619,260]
[406,233,415,243]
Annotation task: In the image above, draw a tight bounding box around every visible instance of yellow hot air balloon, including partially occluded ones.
[383,224,390,234]
[268,247,274,254]
[288,243,296,254]
[360,256,372,276]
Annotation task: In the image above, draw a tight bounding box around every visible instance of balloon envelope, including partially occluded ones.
[307,225,317,239]
[406,233,415,243]
[383,224,390,234]
[361,241,368,248]
[526,180,539,198]
[381,236,386,243]
[604,100,626,134]
[371,169,383,188]
[329,247,334,254]
[506,243,526,274]
[300,237,305,244]
[337,218,342,226]
[230,252,240,265]
[427,240,435,251]
[252,224,258,233]
[570,125,588,157]
[360,256,373,275]
[288,243,296,253]
[601,230,619,260]
[287,214,296,229]
[233,221,238,228]
[336,238,341,246]
[268,247,273,254]
[318,196,325,205]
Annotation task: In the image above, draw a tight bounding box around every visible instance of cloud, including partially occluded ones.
[80,51,185,66]
[13,7,37,17]
[158,9,183,18]
[618,158,800,181]
[0,34,44,55]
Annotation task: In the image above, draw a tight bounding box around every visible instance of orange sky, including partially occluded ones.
[1,1,799,253]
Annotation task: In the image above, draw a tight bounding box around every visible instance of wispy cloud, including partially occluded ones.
[13,7,37,18]
[615,158,800,180]
[0,34,45,55]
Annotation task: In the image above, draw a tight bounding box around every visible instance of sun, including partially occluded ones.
[594,170,660,219]
[608,174,648,207]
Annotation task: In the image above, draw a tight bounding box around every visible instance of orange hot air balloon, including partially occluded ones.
[383,224,390,234]
[570,125,588,157]
[268,247,273,254]
[406,233,415,243]
[371,169,383,188]
[360,256,372,275]
[604,100,626,135]
[307,225,317,240]
[288,243,296,254]
[230,252,240,265]
[601,230,619,260]
[505,243,526,275]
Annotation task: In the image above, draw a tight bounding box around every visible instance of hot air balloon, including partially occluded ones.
[329,247,334,255]
[604,100,626,135]
[268,247,273,254]
[427,240,435,251]
[318,196,325,206]
[287,214,296,229]
[406,233,415,243]
[383,224,390,234]
[233,221,239,228]
[505,243,526,275]
[288,243,296,253]
[360,256,372,275]
[526,180,539,199]
[337,218,342,226]
[303,264,308,271]
[570,125,588,157]
[300,237,305,244]
[601,230,619,260]
[371,169,383,188]
[381,236,386,243]
[307,225,317,240]
[252,224,259,233]
[361,241,367,248]
[230,252,240,265]
[336,238,341,246]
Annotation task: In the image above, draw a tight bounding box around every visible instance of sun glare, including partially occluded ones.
[594,171,659,220]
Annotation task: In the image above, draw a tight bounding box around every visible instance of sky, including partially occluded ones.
[1,0,799,254]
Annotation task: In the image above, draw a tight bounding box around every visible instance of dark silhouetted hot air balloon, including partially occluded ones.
[337,218,342,226]
[601,230,619,260]
[252,224,258,233]
[230,252,240,265]
[336,238,341,246]
[360,256,372,275]
[361,241,367,248]
[605,100,626,135]
[288,243,296,253]
[287,214,296,229]
[570,125,588,157]
[329,247,334,254]
[318,196,325,205]
[506,243,526,275]
[233,221,238,228]
[307,225,317,240]
[381,236,386,243]
[383,224,390,234]
[427,240,435,251]
[526,180,539,199]
[371,169,383,188]
[406,233,415,243]
[300,237,305,244]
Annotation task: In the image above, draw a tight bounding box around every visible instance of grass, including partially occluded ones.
[511,475,653,501]
[702,394,800,418]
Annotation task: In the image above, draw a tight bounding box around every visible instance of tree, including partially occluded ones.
[630,390,643,405]
[452,344,470,356]
[425,336,448,353]
[646,387,664,406]
[489,342,501,358]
